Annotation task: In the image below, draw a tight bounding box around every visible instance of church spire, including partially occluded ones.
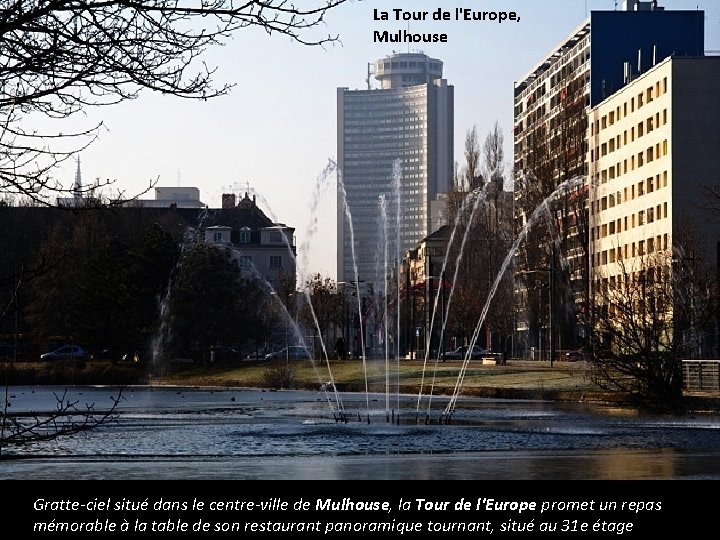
[73,156,82,201]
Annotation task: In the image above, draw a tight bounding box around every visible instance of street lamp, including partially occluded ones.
[339,279,364,359]
[518,263,555,366]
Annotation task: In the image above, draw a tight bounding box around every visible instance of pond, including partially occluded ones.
[2,385,720,480]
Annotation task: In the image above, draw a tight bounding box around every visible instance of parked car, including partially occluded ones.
[440,345,488,361]
[264,346,311,361]
[209,345,240,362]
[40,345,89,361]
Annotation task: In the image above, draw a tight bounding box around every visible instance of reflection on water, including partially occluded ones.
[2,386,720,480]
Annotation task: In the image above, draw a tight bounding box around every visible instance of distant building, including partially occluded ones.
[56,157,90,207]
[399,224,451,358]
[203,192,296,292]
[121,186,206,208]
[337,51,454,290]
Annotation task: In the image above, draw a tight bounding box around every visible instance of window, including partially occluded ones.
[240,227,251,244]
[212,232,223,243]
[269,256,282,269]
[240,255,252,268]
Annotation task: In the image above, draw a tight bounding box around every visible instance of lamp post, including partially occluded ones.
[518,262,554,366]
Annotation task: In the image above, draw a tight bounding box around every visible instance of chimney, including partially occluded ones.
[222,193,236,209]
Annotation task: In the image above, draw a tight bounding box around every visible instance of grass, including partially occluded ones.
[148,358,605,400]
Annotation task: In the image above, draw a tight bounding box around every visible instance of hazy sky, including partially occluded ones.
[47,0,720,282]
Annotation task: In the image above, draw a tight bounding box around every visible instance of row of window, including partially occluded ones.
[594,233,669,267]
[591,171,668,214]
[593,110,668,162]
[211,229,252,244]
[379,61,441,71]
[592,140,668,186]
[239,255,283,270]
[592,200,668,241]
[591,77,668,135]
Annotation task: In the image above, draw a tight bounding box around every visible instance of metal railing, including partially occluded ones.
[683,360,720,392]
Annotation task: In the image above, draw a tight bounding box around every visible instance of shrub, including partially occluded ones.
[261,360,296,390]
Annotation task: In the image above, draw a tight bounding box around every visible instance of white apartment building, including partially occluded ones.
[512,3,705,352]
[588,55,720,307]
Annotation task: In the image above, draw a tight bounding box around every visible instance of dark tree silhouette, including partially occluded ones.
[587,247,717,408]
[0,0,350,204]
[1,387,124,452]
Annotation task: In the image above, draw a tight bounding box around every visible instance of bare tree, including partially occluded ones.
[444,124,513,354]
[298,273,344,359]
[1,387,124,452]
[457,125,481,191]
[587,248,716,407]
[0,0,350,204]
[482,120,504,192]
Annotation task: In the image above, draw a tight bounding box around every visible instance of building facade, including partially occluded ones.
[512,2,705,354]
[337,52,454,291]
[203,192,296,293]
[588,55,720,356]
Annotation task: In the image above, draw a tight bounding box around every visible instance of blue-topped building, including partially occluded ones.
[512,0,705,354]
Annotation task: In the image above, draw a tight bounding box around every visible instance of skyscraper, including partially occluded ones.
[337,52,454,290]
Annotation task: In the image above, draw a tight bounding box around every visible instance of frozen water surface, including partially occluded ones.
[2,386,720,479]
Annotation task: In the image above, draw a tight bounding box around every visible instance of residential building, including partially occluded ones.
[337,51,454,291]
[399,224,451,358]
[512,2,704,354]
[588,55,720,356]
[203,192,296,292]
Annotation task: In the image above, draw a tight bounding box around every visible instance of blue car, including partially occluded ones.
[40,345,89,361]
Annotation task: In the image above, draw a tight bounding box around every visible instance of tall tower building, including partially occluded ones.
[337,52,454,290]
[512,2,704,353]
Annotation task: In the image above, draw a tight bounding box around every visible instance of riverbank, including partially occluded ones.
[3,358,719,411]
[149,358,720,411]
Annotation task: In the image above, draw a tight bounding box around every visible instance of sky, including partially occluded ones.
[46,0,720,282]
